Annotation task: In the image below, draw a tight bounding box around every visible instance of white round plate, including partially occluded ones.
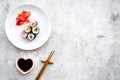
[5,4,52,50]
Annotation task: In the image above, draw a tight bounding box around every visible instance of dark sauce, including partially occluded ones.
[18,58,33,72]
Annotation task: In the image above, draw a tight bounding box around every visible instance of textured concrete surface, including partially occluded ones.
[0,0,120,80]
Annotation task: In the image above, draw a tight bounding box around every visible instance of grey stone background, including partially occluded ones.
[0,0,120,80]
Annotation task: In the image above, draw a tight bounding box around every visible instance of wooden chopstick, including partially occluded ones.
[35,50,55,80]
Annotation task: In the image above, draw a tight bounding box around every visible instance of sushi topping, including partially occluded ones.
[35,28,37,31]
[16,10,31,26]
[32,27,39,34]
[32,23,35,26]
[25,26,31,33]
[22,31,27,38]
[22,21,40,41]
[26,27,30,31]
[30,21,38,27]
[28,33,35,41]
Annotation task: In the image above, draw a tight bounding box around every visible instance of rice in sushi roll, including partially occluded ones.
[27,33,35,41]
[32,27,39,34]
[25,26,31,33]
[22,31,27,38]
[30,20,38,27]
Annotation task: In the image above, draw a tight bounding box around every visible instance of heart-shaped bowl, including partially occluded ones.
[16,58,34,74]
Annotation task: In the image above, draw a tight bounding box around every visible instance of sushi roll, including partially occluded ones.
[27,33,35,41]
[30,20,38,27]
[22,31,27,38]
[25,26,31,33]
[32,27,39,34]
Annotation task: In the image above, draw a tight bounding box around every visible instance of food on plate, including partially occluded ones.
[25,26,31,33]
[16,10,31,26]
[27,33,35,41]
[22,21,40,41]
[30,20,38,27]
[32,27,39,34]
[22,31,28,38]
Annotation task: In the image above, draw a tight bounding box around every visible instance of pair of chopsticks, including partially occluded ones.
[35,50,55,80]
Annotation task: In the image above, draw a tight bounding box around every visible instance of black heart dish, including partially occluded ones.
[16,58,34,74]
